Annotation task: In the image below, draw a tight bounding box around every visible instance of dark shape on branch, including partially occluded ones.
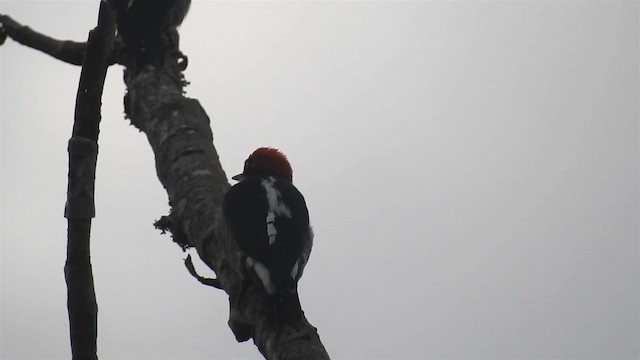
[154,214,190,250]
[108,0,190,72]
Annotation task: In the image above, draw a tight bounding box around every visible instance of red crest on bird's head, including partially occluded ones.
[232,147,293,182]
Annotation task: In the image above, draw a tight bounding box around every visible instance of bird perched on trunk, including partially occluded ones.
[222,147,313,327]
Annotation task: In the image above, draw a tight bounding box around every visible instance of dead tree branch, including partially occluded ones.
[63,2,116,359]
[0,13,121,66]
[4,0,329,358]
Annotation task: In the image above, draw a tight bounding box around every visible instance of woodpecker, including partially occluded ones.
[222,147,313,323]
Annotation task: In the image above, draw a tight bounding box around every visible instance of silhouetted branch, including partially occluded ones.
[0,13,121,66]
[3,1,329,358]
[63,2,116,360]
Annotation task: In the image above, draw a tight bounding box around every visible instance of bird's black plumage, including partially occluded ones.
[223,176,312,295]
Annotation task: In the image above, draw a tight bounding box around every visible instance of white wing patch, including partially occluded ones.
[246,256,276,295]
[290,260,299,279]
[261,177,291,246]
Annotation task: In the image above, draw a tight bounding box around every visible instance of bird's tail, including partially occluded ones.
[274,290,304,327]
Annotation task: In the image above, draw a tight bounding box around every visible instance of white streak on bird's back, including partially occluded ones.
[266,212,277,245]
[261,177,291,245]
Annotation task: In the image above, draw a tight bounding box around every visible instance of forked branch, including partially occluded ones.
[4,1,330,358]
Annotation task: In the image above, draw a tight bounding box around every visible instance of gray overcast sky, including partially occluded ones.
[1,1,638,359]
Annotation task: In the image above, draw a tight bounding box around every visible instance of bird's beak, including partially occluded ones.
[232,173,245,181]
